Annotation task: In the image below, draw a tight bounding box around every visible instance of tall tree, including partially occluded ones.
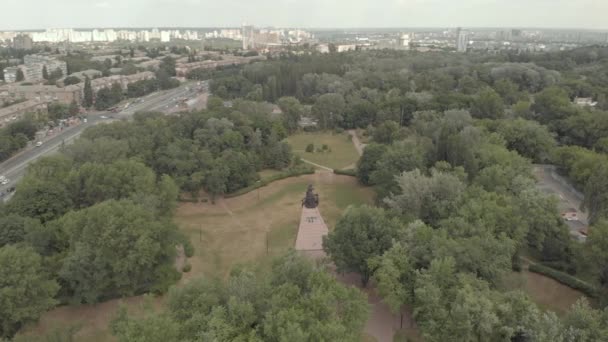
[42,65,49,80]
[15,68,24,82]
[83,76,93,108]
[323,205,403,286]
[0,246,59,338]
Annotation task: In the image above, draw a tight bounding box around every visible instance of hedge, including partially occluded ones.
[225,166,315,198]
[333,169,357,177]
[528,263,598,298]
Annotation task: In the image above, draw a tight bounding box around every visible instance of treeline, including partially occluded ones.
[0,101,294,338]
[0,119,38,162]
[77,101,293,199]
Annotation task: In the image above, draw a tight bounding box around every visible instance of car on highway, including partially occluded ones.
[35,141,43,147]
[101,115,108,119]
[83,118,88,123]
[1,178,8,185]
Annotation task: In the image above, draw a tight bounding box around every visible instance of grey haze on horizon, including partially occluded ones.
[3,0,607,31]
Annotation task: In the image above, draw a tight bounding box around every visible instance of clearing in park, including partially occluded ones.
[286,131,360,170]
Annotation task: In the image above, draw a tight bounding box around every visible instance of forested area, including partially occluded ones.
[5,46,608,340]
[0,99,298,338]
[110,252,369,341]
[197,47,608,339]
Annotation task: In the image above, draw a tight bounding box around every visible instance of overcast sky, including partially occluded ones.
[2,0,607,31]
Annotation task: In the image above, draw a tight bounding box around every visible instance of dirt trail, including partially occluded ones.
[348,129,366,156]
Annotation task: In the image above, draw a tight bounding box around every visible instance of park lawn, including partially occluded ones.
[500,270,586,316]
[174,172,375,279]
[286,131,360,170]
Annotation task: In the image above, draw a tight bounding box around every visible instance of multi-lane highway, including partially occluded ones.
[0,82,207,200]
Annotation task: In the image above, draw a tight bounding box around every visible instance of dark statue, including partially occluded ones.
[302,184,319,208]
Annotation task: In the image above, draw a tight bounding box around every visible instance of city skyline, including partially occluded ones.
[2,0,608,31]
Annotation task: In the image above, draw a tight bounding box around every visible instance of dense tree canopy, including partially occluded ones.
[111,252,369,341]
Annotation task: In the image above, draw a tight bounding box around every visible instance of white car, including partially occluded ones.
[1,179,8,185]
[101,115,108,119]
[36,141,43,147]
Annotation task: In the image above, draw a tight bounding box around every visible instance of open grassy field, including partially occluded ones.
[286,131,360,170]
[21,172,374,341]
[175,172,374,278]
[501,270,586,316]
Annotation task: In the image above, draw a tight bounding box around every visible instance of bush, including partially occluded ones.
[225,166,315,198]
[334,169,357,177]
[322,144,329,151]
[305,143,314,153]
[335,127,345,134]
[528,263,597,298]
[182,263,191,273]
[183,240,194,258]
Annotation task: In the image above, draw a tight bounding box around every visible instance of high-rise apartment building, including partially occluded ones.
[13,34,33,50]
[456,28,469,52]
[242,25,255,50]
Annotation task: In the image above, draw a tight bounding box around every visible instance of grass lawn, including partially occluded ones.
[500,270,586,316]
[175,172,375,278]
[286,131,360,170]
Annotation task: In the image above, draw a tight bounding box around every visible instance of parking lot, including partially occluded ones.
[534,164,588,241]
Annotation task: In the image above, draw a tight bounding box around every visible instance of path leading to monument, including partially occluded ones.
[300,158,334,172]
[348,130,366,156]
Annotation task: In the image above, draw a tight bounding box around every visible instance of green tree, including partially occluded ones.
[69,100,80,116]
[471,88,504,119]
[356,143,387,186]
[369,242,415,328]
[385,169,465,226]
[58,200,180,303]
[0,246,59,338]
[83,76,93,108]
[42,65,49,80]
[372,120,400,144]
[277,96,303,133]
[16,68,24,82]
[312,93,345,129]
[587,220,608,289]
[323,205,403,286]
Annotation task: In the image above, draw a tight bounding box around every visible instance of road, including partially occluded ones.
[0,82,207,200]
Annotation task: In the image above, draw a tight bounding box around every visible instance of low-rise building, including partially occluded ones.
[0,84,82,105]
[175,55,265,77]
[574,97,598,107]
[85,71,155,93]
[0,99,47,127]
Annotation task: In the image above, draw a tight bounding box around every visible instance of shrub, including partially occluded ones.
[225,166,315,198]
[183,240,195,258]
[182,263,192,273]
[305,143,314,153]
[334,169,357,177]
[322,144,329,151]
[335,127,344,134]
[528,263,597,298]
